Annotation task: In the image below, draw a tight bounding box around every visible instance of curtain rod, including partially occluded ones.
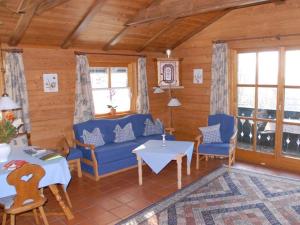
[74,51,146,57]
[213,33,300,44]
[0,48,23,53]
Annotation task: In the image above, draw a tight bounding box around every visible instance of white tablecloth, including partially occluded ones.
[133,140,194,174]
[0,147,71,198]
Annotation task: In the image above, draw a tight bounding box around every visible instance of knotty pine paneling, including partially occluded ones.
[171,0,300,142]
[0,45,167,149]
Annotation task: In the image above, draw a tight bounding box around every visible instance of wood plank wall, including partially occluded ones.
[172,0,300,142]
[0,45,168,149]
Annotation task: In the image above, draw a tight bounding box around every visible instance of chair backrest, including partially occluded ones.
[208,114,235,143]
[7,164,45,210]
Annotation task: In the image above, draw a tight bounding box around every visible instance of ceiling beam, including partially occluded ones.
[136,19,180,52]
[170,10,230,50]
[61,0,107,49]
[36,0,70,15]
[126,0,285,26]
[8,0,44,46]
[102,0,163,51]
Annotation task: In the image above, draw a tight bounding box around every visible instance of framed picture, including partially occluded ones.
[157,58,180,87]
[43,73,58,92]
[193,68,203,84]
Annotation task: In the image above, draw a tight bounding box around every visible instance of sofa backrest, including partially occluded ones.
[73,114,154,144]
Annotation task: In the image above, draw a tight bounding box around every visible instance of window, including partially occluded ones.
[90,67,132,115]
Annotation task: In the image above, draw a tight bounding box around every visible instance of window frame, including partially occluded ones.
[90,63,137,117]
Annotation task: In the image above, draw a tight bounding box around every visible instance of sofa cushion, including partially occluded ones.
[94,141,139,164]
[198,143,230,156]
[82,128,105,147]
[114,123,136,143]
[143,118,163,136]
[199,124,222,144]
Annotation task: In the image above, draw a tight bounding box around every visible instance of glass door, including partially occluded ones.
[282,50,300,158]
[236,50,279,154]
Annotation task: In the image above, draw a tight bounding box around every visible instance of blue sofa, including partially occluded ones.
[73,114,175,180]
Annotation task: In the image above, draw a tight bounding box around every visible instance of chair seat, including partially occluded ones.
[66,148,83,161]
[198,143,230,156]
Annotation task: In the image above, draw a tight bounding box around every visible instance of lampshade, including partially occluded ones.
[153,86,164,94]
[0,95,20,111]
[168,98,181,107]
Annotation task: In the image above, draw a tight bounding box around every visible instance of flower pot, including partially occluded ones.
[110,108,116,116]
[0,143,11,162]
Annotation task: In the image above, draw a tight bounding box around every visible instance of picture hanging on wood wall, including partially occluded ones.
[43,73,58,92]
[193,68,203,84]
[157,58,180,87]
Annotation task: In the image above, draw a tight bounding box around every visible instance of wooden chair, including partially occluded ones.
[61,135,82,178]
[0,164,49,225]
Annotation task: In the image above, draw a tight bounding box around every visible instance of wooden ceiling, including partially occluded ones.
[0,0,284,52]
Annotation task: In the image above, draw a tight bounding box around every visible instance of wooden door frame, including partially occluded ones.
[230,47,300,173]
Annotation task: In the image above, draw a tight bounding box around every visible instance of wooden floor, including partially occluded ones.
[2,159,300,225]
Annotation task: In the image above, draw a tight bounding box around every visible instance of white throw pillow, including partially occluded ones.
[199,124,222,144]
[82,128,105,147]
[143,118,163,136]
[114,123,136,143]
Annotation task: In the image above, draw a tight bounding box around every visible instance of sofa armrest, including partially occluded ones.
[165,127,175,135]
[74,139,95,151]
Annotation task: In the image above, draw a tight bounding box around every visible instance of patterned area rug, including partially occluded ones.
[117,166,300,225]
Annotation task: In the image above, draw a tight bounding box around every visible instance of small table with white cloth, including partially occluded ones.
[132,140,194,189]
[0,146,74,220]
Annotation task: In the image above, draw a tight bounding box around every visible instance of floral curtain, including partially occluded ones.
[210,43,229,114]
[73,55,94,124]
[136,57,150,114]
[5,52,31,132]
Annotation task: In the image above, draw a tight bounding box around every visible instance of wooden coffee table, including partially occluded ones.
[132,140,194,189]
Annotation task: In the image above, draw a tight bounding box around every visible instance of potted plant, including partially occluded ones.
[0,111,22,162]
[107,105,117,116]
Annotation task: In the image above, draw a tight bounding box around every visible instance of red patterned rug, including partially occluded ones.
[117,166,300,225]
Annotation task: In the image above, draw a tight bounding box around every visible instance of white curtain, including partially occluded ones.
[210,43,229,114]
[5,52,31,132]
[73,55,94,124]
[136,57,150,114]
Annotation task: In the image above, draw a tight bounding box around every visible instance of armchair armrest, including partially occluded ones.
[230,129,238,145]
[74,139,95,151]
[165,127,175,135]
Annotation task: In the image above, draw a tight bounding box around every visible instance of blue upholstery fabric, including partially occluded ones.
[73,114,154,145]
[94,141,138,164]
[208,114,234,143]
[198,143,230,156]
[66,148,83,161]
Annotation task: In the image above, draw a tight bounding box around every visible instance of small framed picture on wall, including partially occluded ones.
[43,73,59,92]
[193,68,203,84]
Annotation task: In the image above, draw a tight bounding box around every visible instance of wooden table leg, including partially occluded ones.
[137,155,143,186]
[49,184,74,220]
[176,156,182,189]
[187,156,191,176]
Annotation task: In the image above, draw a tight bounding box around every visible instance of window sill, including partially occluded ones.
[95,111,136,119]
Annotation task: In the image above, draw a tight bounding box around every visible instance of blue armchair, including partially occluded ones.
[195,114,237,169]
